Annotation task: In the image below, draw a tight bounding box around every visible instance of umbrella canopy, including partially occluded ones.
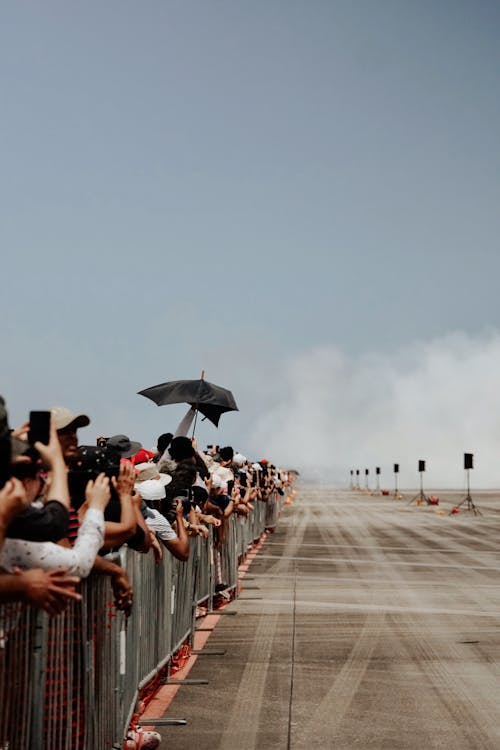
[138,378,238,427]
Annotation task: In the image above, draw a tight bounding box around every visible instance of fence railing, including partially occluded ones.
[0,493,284,750]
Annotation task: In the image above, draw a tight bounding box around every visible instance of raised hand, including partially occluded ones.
[34,417,65,470]
[112,462,136,498]
[85,473,111,511]
[110,567,133,614]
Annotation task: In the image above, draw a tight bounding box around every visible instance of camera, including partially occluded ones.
[178,489,194,515]
[68,445,121,509]
[162,486,195,524]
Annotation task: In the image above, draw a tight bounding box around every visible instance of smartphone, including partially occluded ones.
[176,489,193,515]
[29,411,51,446]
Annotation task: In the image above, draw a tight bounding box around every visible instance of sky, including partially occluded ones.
[1,1,500,487]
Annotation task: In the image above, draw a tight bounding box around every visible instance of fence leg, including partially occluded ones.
[30,611,47,750]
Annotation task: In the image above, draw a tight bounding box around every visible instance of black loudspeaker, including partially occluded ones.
[365,469,369,476]
[356,470,360,476]
[418,460,426,473]
[394,464,399,474]
[376,467,380,475]
[464,453,473,470]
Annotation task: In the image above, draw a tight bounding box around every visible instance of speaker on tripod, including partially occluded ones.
[364,468,370,492]
[393,463,402,499]
[450,453,481,515]
[409,460,429,506]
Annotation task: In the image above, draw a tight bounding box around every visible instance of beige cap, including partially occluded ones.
[135,463,172,485]
[51,406,90,431]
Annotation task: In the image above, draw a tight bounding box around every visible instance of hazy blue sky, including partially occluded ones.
[2,2,500,483]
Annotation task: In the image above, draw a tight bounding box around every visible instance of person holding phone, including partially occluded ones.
[7,414,71,542]
[0,401,81,615]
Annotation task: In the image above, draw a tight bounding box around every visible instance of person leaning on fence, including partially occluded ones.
[231,478,257,517]
[0,418,112,578]
[159,434,210,482]
[51,405,134,612]
[134,463,190,561]
[167,461,222,532]
[0,479,82,614]
[7,417,71,543]
[0,397,81,615]
[159,462,203,537]
[153,431,173,463]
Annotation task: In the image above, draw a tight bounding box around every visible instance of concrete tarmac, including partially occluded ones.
[158,488,500,749]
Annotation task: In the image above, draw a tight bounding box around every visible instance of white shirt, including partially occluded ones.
[0,508,105,578]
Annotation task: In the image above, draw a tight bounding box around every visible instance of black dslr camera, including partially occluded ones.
[162,486,196,525]
[68,445,121,510]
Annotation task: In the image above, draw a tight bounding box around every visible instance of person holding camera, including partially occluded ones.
[162,463,210,538]
[0,405,112,579]
[49,406,134,611]
[135,464,190,560]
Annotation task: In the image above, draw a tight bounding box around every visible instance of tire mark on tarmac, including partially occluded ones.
[292,609,386,746]
[359,505,500,748]
[216,604,286,750]
[291,491,500,748]
[290,499,387,746]
[393,609,500,748]
[216,504,311,750]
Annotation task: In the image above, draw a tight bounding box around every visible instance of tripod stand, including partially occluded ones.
[393,472,403,499]
[372,473,381,496]
[408,471,429,506]
[449,469,481,516]
[363,470,370,494]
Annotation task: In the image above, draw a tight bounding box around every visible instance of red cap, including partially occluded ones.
[130,448,155,465]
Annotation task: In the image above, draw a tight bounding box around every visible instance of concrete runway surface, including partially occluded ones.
[158,488,500,749]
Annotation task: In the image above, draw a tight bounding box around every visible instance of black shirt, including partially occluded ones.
[6,501,69,542]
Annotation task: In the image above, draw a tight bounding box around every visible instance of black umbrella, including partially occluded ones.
[138,373,238,429]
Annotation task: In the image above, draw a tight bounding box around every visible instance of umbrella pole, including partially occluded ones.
[192,370,204,438]
[192,408,199,439]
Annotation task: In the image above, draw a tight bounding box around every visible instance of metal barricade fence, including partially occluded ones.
[219,517,238,595]
[251,498,267,541]
[194,531,213,606]
[0,496,285,749]
[0,603,35,750]
[265,492,280,530]
[235,515,249,562]
[120,546,175,738]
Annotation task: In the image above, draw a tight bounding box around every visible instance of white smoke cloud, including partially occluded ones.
[249,331,500,488]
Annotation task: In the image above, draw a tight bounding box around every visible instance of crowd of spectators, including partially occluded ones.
[0,397,294,618]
